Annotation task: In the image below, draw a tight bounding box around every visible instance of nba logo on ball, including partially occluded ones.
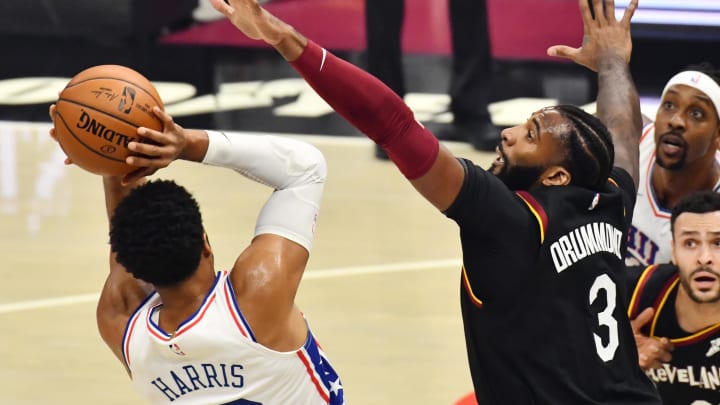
[53,65,164,176]
[119,86,136,114]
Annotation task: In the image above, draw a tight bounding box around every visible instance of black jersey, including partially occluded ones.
[444,159,660,405]
[627,264,720,403]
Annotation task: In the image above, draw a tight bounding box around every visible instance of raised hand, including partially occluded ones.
[49,103,169,184]
[547,0,638,71]
[121,106,188,184]
[630,307,674,370]
[209,0,288,45]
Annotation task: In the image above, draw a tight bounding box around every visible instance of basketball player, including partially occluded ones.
[48,105,344,404]
[627,190,720,403]
[209,0,660,403]
[626,64,720,266]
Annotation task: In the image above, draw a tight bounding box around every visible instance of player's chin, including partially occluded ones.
[690,285,720,303]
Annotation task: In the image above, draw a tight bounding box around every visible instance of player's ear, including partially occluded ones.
[713,124,720,150]
[203,232,212,257]
[670,237,678,265]
[540,166,571,186]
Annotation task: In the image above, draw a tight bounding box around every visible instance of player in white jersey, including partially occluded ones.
[124,271,341,404]
[626,64,720,266]
[49,105,344,405]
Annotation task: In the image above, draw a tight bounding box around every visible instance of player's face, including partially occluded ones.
[654,84,720,171]
[489,108,569,190]
[672,211,720,303]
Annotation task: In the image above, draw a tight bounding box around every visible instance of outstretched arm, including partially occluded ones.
[199,129,327,348]
[209,0,466,211]
[548,0,641,189]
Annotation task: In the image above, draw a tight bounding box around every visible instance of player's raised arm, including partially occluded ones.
[548,0,641,189]
[209,0,466,211]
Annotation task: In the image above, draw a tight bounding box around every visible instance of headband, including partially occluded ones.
[662,70,720,118]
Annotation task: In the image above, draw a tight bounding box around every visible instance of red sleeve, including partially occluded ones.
[290,41,439,180]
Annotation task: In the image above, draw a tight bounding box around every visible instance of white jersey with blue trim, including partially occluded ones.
[626,123,720,266]
[121,271,344,405]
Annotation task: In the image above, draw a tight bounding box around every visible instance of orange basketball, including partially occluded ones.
[53,65,164,176]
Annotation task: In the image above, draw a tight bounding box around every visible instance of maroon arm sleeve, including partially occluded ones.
[289,40,439,180]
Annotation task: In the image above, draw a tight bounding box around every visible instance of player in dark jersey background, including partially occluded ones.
[209,0,660,403]
[628,190,720,404]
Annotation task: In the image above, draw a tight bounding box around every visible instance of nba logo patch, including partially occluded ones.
[169,343,186,356]
[588,193,600,211]
[691,73,702,85]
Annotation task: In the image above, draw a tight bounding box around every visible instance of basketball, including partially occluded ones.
[53,65,164,176]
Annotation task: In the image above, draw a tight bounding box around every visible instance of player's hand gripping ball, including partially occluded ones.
[53,65,164,176]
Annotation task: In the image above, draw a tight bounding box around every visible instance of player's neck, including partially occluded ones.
[156,264,216,333]
[652,159,720,209]
[675,286,720,333]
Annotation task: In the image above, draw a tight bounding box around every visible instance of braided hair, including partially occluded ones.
[554,104,615,190]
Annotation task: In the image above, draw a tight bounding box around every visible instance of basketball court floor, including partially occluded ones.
[0,0,677,403]
[0,102,665,405]
[0,119,489,404]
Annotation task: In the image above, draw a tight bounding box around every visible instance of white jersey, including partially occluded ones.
[122,271,344,405]
[626,123,720,266]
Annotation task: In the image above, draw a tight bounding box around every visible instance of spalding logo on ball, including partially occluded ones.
[53,65,164,176]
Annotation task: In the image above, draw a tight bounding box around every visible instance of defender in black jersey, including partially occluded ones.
[627,191,720,404]
[446,163,659,403]
[211,0,661,403]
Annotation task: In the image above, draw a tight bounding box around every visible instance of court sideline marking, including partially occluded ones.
[0,259,461,314]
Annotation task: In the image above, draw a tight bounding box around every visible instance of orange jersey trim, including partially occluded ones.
[515,191,547,244]
[461,264,483,308]
[627,265,660,318]
[647,275,720,345]
[649,275,679,337]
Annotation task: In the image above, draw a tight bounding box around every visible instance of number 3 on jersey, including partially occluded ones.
[589,274,619,362]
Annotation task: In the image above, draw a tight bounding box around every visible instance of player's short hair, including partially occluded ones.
[671,190,720,235]
[110,179,205,287]
[554,104,615,191]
